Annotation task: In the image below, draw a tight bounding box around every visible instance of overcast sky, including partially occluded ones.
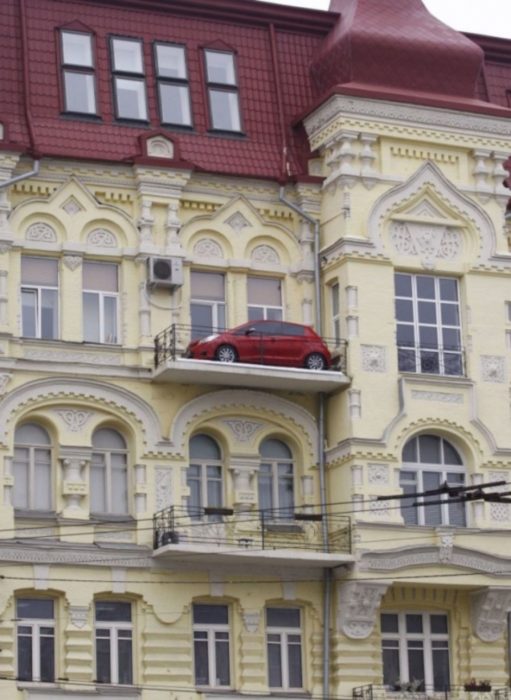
[260,0,511,39]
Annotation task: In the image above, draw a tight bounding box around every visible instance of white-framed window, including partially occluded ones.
[190,271,226,340]
[204,49,241,132]
[16,598,55,683]
[331,282,341,346]
[61,30,97,114]
[95,601,133,685]
[381,612,450,691]
[395,273,463,376]
[13,423,52,512]
[193,603,231,688]
[111,37,148,121]
[258,438,294,520]
[266,607,303,690]
[21,257,59,340]
[187,434,223,520]
[90,429,128,515]
[155,42,192,127]
[400,434,466,527]
[83,261,119,344]
[248,277,283,322]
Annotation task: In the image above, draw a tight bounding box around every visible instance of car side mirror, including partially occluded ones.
[245,327,256,335]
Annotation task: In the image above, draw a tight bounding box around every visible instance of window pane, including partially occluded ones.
[207,473,222,509]
[430,615,448,634]
[267,608,300,628]
[95,601,131,622]
[418,435,441,464]
[194,637,209,685]
[112,38,143,73]
[382,648,400,686]
[268,639,282,687]
[432,648,450,690]
[402,439,417,463]
[41,289,58,339]
[111,453,128,515]
[206,51,236,84]
[17,632,33,680]
[34,449,52,510]
[83,292,100,343]
[381,613,399,633]
[64,72,96,113]
[407,647,425,689]
[40,633,55,682]
[193,604,228,625]
[22,258,58,286]
[260,439,291,460]
[248,278,281,306]
[104,296,118,344]
[17,599,54,619]
[395,274,412,297]
[160,83,191,125]
[16,423,50,445]
[441,303,459,326]
[92,429,126,450]
[258,471,273,511]
[210,90,241,131]
[22,289,37,337]
[440,278,458,301]
[156,44,187,78]
[395,299,414,322]
[90,458,106,513]
[191,303,214,339]
[190,434,221,460]
[288,639,303,688]
[62,32,93,66]
[83,262,118,292]
[418,301,436,324]
[416,276,435,299]
[215,634,230,686]
[191,272,225,300]
[444,442,462,466]
[96,635,111,683]
[118,636,133,684]
[422,471,442,526]
[406,614,423,634]
[115,78,147,120]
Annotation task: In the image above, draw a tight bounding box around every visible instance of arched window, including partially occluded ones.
[91,428,128,515]
[13,423,52,511]
[400,434,465,527]
[258,438,294,519]
[187,434,223,519]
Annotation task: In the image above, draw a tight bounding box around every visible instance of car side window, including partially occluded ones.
[257,322,282,335]
[281,323,305,337]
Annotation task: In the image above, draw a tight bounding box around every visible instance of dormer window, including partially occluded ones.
[111,37,148,121]
[155,43,192,127]
[204,49,241,132]
[61,31,97,115]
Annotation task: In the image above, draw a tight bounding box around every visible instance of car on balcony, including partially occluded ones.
[185,320,333,370]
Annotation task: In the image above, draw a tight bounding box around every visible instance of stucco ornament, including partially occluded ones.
[251,245,280,265]
[337,581,389,639]
[194,238,223,259]
[242,609,261,633]
[147,136,174,159]
[87,228,117,248]
[390,221,461,269]
[69,605,89,629]
[61,197,82,216]
[155,468,172,510]
[223,419,263,443]
[481,355,505,383]
[367,464,389,486]
[471,588,511,642]
[63,255,82,271]
[55,409,92,432]
[0,373,12,395]
[225,211,251,234]
[361,345,386,372]
[26,222,57,242]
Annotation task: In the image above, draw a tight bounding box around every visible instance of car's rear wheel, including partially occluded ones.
[305,352,327,370]
[215,344,238,363]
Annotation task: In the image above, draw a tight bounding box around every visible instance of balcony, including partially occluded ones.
[398,344,465,377]
[153,506,353,568]
[353,686,505,700]
[152,323,350,393]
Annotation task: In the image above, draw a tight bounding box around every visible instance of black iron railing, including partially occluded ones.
[154,323,348,371]
[397,343,466,377]
[353,685,505,700]
[153,505,351,554]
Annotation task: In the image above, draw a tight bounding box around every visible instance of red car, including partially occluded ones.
[185,320,332,370]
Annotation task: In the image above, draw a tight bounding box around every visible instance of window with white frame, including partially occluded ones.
[204,49,241,132]
[21,257,59,340]
[331,282,341,346]
[193,604,231,688]
[258,438,294,520]
[61,30,97,114]
[13,423,52,512]
[266,607,303,690]
[381,612,450,691]
[83,261,119,344]
[190,271,226,340]
[155,42,192,127]
[90,429,128,515]
[111,37,148,121]
[95,601,133,685]
[395,273,463,376]
[399,435,466,527]
[248,277,283,321]
[187,434,223,520]
[17,598,55,683]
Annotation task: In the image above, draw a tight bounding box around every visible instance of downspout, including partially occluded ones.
[0,160,40,190]
[279,186,331,700]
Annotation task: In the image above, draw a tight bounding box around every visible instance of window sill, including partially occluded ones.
[206,129,246,139]
[91,513,135,523]
[60,112,102,122]
[14,509,57,520]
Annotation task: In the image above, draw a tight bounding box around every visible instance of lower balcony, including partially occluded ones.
[353,686,506,700]
[153,506,353,568]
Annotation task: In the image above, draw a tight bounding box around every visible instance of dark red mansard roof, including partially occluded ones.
[1,0,510,181]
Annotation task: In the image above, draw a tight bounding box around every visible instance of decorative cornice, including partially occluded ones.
[337,581,389,639]
[471,588,511,641]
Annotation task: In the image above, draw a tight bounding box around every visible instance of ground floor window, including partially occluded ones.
[381,612,450,691]
[266,607,303,690]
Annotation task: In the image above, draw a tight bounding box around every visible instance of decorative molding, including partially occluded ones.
[24,348,121,365]
[222,420,263,443]
[62,255,82,271]
[147,136,174,159]
[337,581,389,639]
[87,228,117,248]
[481,355,506,383]
[242,609,261,633]
[194,238,223,259]
[0,373,12,395]
[26,222,57,242]
[361,345,386,372]
[225,211,251,234]
[348,389,361,419]
[61,197,83,216]
[55,408,93,432]
[251,244,280,265]
[367,464,389,486]
[436,528,455,563]
[390,221,461,269]
[155,468,172,511]
[69,605,89,629]
[411,390,464,404]
[471,588,511,642]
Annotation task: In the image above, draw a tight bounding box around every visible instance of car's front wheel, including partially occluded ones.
[305,352,327,370]
[215,344,238,363]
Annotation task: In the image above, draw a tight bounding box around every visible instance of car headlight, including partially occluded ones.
[199,334,219,344]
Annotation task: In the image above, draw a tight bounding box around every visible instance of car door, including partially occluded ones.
[279,322,305,367]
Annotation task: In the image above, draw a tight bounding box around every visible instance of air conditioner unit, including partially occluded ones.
[147,257,184,288]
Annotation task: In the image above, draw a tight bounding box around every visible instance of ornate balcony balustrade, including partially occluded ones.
[397,343,466,377]
[353,685,506,700]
